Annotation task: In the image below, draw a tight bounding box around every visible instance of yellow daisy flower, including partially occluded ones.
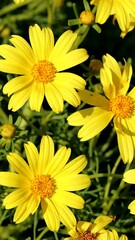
[107,229,128,240]
[0,24,88,113]
[64,215,113,240]
[90,0,135,31]
[123,169,135,214]
[0,136,90,231]
[68,54,135,163]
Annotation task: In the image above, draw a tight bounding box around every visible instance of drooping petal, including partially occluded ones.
[3,75,33,96]
[123,170,135,184]
[24,141,39,176]
[7,152,33,179]
[0,172,29,188]
[3,188,31,209]
[45,146,71,177]
[29,81,44,112]
[45,83,64,113]
[52,191,84,209]
[38,135,55,175]
[41,198,60,231]
[78,107,113,141]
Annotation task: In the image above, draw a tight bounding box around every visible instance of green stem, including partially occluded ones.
[89,173,122,179]
[33,211,38,240]
[36,227,49,240]
[54,231,59,240]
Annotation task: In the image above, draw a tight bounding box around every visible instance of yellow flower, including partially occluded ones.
[0,24,88,113]
[64,215,113,240]
[68,54,135,163]
[90,0,135,32]
[0,136,90,231]
[107,229,128,240]
[123,169,135,214]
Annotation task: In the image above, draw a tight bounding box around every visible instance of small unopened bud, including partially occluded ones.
[89,59,103,75]
[80,10,95,25]
[1,124,16,139]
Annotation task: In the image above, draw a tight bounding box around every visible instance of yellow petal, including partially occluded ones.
[60,155,87,175]
[78,89,109,107]
[24,141,39,176]
[49,30,77,61]
[14,202,31,223]
[54,49,88,72]
[51,199,76,228]
[3,75,33,96]
[92,216,113,234]
[0,172,29,188]
[56,174,90,191]
[78,107,113,141]
[95,0,113,24]
[38,135,55,175]
[7,152,33,179]
[8,83,32,111]
[128,200,135,214]
[52,191,84,209]
[3,188,31,209]
[29,81,44,112]
[45,146,71,177]
[67,108,93,127]
[45,83,64,113]
[123,169,135,184]
[41,198,60,231]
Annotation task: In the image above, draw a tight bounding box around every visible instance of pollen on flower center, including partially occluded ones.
[77,231,97,240]
[109,95,134,118]
[31,60,56,83]
[30,175,56,198]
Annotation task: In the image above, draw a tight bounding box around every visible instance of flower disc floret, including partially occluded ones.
[32,60,56,83]
[77,231,97,240]
[109,95,134,119]
[30,175,56,198]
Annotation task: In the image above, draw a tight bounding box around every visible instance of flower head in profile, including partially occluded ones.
[0,24,88,113]
[0,136,90,231]
[90,0,135,32]
[123,169,135,215]
[107,229,128,240]
[64,215,113,240]
[68,54,135,163]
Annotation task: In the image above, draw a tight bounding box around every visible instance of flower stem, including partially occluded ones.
[36,227,49,240]
[54,231,59,240]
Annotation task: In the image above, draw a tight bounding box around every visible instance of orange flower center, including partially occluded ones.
[77,231,97,240]
[30,175,56,198]
[32,60,56,83]
[109,95,134,118]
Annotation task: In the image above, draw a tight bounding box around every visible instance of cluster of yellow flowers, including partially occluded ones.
[0,0,135,239]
